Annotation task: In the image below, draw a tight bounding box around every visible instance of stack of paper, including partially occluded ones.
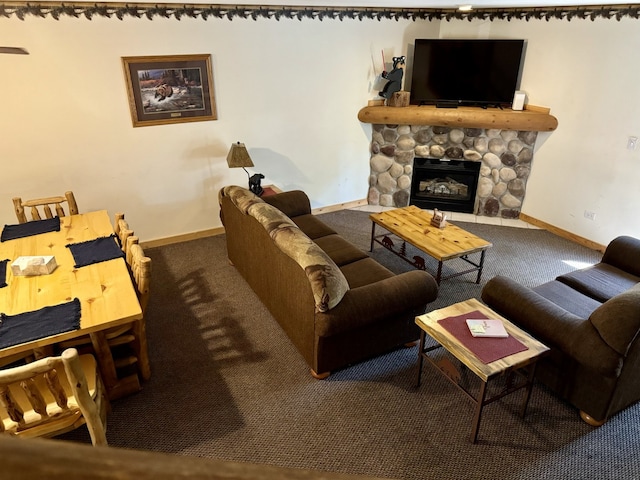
[465,319,509,338]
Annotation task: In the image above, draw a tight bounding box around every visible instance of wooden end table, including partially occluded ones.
[415,298,549,443]
[369,206,492,284]
[261,184,283,197]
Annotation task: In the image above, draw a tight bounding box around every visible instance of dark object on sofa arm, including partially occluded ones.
[481,236,640,425]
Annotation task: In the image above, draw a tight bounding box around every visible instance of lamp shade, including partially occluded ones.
[226,142,254,168]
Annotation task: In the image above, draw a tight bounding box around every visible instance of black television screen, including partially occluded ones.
[409,39,525,107]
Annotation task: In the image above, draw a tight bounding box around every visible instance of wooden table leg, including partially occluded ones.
[90,331,141,401]
[33,346,54,360]
[471,380,488,443]
[476,249,487,284]
[90,332,118,391]
[436,261,443,285]
[415,331,427,388]
[370,221,376,252]
[520,362,538,418]
[132,318,151,381]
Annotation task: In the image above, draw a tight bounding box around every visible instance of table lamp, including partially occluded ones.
[226,142,264,196]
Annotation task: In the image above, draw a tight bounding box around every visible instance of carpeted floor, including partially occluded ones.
[64,210,639,479]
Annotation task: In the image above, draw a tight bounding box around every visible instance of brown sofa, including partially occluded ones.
[481,236,640,425]
[219,186,438,378]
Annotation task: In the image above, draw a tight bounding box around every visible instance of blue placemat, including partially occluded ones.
[1,217,61,242]
[0,298,81,349]
[0,259,8,288]
[66,235,124,268]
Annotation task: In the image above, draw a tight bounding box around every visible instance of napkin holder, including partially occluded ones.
[11,256,58,276]
[430,209,447,229]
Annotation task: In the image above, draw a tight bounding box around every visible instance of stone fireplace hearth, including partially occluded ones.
[358,104,558,218]
[367,124,537,218]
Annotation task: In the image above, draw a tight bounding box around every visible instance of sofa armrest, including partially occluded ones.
[315,270,438,337]
[481,275,623,377]
[263,190,312,218]
[602,236,640,277]
[590,284,640,357]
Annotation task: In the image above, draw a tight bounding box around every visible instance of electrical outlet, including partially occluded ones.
[584,210,596,221]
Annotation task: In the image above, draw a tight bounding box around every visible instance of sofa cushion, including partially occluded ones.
[314,234,369,266]
[248,202,349,313]
[263,190,312,218]
[315,270,436,338]
[291,214,337,240]
[533,280,603,318]
[590,284,640,357]
[482,275,623,378]
[557,263,640,303]
[339,257,394,289]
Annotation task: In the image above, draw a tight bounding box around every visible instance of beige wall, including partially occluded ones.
[1,10,638,246]
[0,15,438,242]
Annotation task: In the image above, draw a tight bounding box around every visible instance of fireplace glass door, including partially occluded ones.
[410,158,481,214]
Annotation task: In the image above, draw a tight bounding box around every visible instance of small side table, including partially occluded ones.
[261,184,282,197]
[415,298,549,443]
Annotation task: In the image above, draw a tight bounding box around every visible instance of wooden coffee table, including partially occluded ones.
[415,298,550,443]
[369,206,492,284]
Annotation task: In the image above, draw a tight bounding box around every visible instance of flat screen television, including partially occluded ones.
[409,39,525,108]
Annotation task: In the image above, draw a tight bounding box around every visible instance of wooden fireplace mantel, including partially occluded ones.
[357,104,558,131]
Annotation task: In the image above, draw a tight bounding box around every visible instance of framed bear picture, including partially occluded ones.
[122,54,217,127]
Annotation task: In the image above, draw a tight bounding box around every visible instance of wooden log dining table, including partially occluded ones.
[0,210,143,400]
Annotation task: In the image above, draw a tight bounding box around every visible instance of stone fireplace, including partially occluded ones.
[367,124,538,218]
[359,104,558,218]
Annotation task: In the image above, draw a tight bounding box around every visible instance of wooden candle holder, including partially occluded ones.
[430,209,447,229]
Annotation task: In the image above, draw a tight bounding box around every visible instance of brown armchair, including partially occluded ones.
[481,236,640,425]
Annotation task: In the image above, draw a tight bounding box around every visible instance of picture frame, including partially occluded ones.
[122,54,217,127]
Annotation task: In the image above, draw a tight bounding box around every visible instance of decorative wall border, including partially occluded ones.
[2,2,640,22]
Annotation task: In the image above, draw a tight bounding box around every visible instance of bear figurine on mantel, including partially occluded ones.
[378,55,409,107]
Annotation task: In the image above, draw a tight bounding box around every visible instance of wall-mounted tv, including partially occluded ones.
[409,39,525,108]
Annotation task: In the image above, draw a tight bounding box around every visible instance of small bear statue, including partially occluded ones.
[379,56,406,99]
[249,173,265,196]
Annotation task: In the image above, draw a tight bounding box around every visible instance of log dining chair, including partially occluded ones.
[100,242,151,382]
[57,212,137,360]
[0,348,108,446]
[58,234,152,383]
[12,191,79,224]
[114,213,134,253]
[114,213,142,270]
[125,243,152,381]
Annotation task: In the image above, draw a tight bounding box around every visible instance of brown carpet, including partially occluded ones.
[64,210,639,479]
